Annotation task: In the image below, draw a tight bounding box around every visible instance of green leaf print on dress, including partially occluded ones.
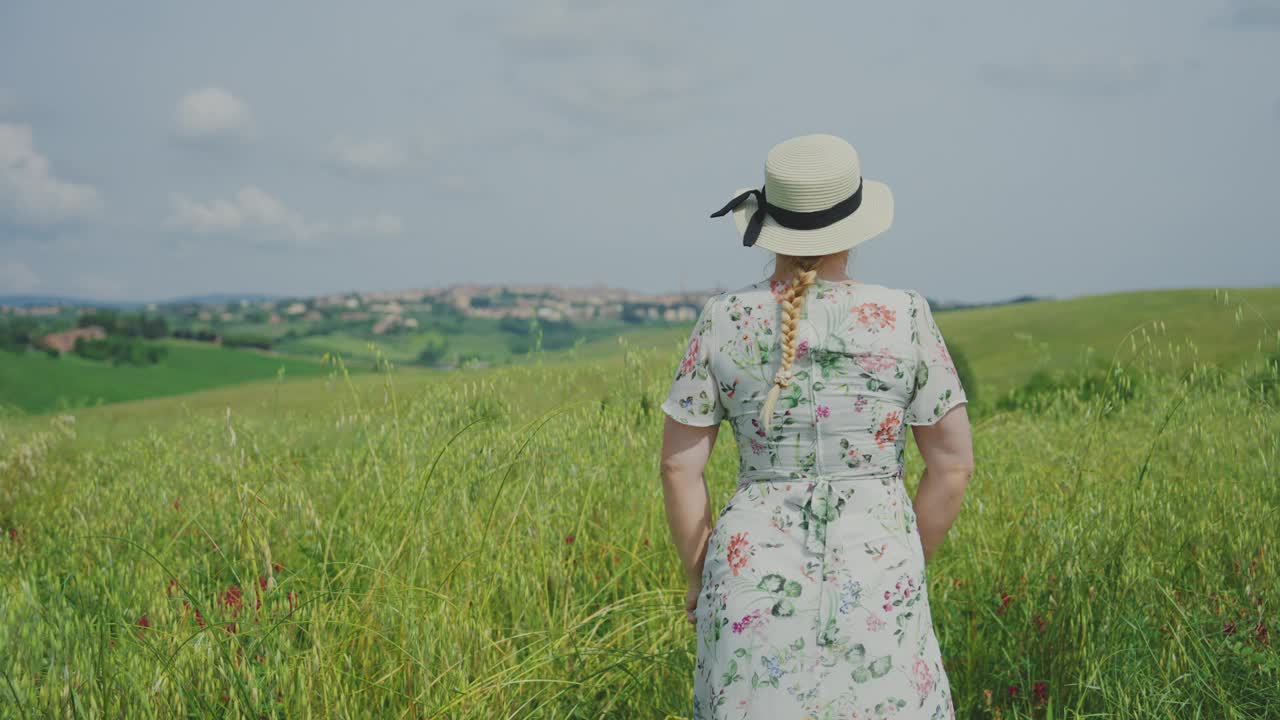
[756,573,803,617]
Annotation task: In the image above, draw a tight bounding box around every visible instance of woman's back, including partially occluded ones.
[662,275,968,717]
[662,277,966,484]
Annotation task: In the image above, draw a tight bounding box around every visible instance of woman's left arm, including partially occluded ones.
[660,415,720,620]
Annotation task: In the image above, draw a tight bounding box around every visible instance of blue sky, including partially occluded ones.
[1,1,1277,303]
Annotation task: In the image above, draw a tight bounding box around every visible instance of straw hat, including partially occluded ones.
[710,133,894,256]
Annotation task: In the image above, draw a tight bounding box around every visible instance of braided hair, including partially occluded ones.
[759,255,822,433]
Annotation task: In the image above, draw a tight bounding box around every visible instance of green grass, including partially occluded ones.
[1,286,1278,718]
[934,287,1280,396]
[0,340,336,415]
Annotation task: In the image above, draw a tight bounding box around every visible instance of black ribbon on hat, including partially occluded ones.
[710,178,864,247]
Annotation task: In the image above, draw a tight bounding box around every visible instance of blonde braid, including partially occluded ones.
[759,256,821,433]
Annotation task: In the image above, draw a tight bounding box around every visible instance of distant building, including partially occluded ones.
[41,326,107,354]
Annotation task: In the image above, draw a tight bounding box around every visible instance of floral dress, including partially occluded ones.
[661,277,967,720]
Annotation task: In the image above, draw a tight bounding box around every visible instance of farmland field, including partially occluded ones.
[0,340,336,416]
[1,287,1278,718]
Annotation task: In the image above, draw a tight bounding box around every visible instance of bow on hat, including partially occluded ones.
[709,178,865,248]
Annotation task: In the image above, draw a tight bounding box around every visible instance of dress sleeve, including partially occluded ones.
[660,295,726,427]
[904,290,968,426]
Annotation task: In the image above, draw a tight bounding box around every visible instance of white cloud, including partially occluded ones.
[520,59,697,126]
[168,186,403,246]
[0,122,102,225]
[979,54,1165,96]
[498,0,708,129]
[175,87,253,141]
[346,213,404,236]
[329,135,410,175]
[502,0,675,58]
[0,260,40,293]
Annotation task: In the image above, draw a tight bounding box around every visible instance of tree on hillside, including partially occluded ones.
[416,333,449,366]
[0,318,39,353]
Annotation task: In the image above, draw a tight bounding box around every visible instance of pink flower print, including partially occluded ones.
[853,396,868,413]
[732,608,764,634]
[938,342,958,374]
[866,613,886,631]
[874,410,903,449]
[854,302,897,330]
[726,532,753,576]
[750,439,765,455]
[912,657,935,699]
[855,348,898,373]
[796,339,810,359]
[679,335,699,376]
[816,405,830,419]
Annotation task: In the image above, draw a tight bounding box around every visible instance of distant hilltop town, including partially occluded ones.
[321,282,717,326]
[0,282,1032,372]
[1,281,1016,332]
[1,283,720,328]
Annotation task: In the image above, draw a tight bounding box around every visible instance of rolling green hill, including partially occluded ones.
[934,286,1279,395]
[3,286,1276,420]
[0,340,335,415]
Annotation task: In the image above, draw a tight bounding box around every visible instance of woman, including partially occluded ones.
[660,133,974,719]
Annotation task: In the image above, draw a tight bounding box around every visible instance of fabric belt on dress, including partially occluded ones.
[734,469,896,646]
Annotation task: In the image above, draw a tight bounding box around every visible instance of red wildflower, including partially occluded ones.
[643,537,650,547]
[172,498,180,511]
[1007,684,1019,698]
[997,591,1013,615]
[225,622,238,635]
[1033,681,1049,706]
[287,591,297,611]
[167,578,179,596]
[564,534,576,544]
[1033,614,1047,633]
[183,599,207,627]
[221,585,244,615]
[7,528,19,544]
[137,614,151,629]
[1256,621,1270,645]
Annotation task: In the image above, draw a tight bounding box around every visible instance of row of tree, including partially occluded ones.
[78,310,168,339]
[74,336,167,366]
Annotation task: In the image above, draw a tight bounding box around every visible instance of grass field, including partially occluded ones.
[1,287,1278,718]
[4,287,1276,419]
[0,340,337,415]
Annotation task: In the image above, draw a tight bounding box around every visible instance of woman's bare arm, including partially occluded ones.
[659,415,720,587]
[909,404,975,565]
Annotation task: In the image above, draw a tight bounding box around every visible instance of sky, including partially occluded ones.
[1,1,1278,305]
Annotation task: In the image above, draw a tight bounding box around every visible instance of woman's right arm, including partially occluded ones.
[910,403,974,565]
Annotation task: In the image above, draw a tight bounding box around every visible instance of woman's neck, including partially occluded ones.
[769,264,855,284]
